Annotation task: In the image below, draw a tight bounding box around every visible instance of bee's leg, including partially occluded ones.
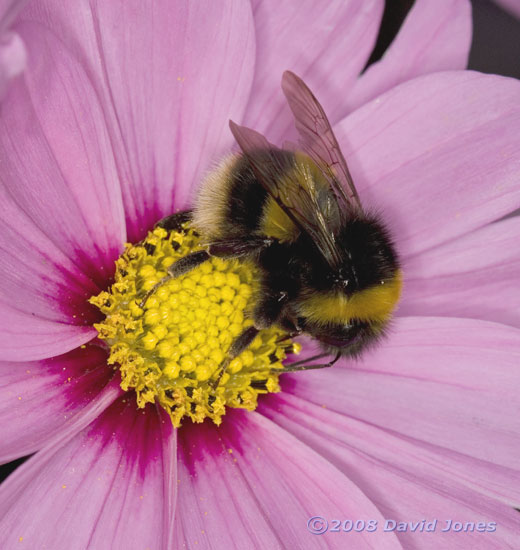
[275,333,297,344]
[273,351,341,373]
[154,209,193,231]
[140,235,273,308]
[210,326,260,389]
[139,250,209,308]
[276,316,303,343]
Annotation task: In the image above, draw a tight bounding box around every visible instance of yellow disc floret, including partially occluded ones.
[90,223,299,427]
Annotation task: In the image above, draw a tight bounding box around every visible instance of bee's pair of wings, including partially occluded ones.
[229,71,361,270]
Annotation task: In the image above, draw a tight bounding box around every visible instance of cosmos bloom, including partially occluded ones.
[1,0,519,548]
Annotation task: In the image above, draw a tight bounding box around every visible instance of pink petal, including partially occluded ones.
[0,30,25,98]
[284,317,520,472]
[0,397,176,550]
[0,21,131,359]
[22,0,256,242]
[345,0,472,112]
[399,217,520,327]
[1,21,126,283]
[0,1,28,99]
[175,410,403,549]
[0,309,96,362]
[0,344,114,464]
[335,71,520,256]
[260,394,520,549]
[0,194,107,360]
[0,0,28,29]
[244,0,384,142]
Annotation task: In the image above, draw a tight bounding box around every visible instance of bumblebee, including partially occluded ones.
[146,71,401,382]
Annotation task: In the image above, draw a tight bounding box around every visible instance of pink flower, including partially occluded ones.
[1,0,519,548]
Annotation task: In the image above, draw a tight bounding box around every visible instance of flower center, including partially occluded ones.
[90,223,300,427]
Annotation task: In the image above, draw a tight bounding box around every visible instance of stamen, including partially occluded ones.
[90,223,299,427]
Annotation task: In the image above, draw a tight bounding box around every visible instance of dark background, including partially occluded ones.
[368,0,520,78]
[1,0,519,483]
[470,0,520,78]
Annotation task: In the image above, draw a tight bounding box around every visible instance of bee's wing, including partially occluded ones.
[281,70,362,211]
[229,120,344,268]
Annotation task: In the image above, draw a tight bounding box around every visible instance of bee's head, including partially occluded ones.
[297,214,399,295]
[332,215,399,295]
[293,214,401,356]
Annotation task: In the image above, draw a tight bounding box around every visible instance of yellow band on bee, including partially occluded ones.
[298,270,403,324]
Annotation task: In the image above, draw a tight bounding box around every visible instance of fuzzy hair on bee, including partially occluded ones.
[149,71,402,382]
